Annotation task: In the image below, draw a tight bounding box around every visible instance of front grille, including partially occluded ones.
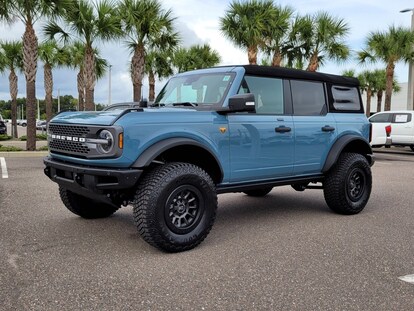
[49,140,90,154]
[48,124,90,136]
[48,124,90,157]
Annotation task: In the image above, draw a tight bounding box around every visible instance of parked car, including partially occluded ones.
[0,120,6,135]
[370,120,392,148]
[369,111,414,151]
[36,120,47,130]
[17,119,27,127]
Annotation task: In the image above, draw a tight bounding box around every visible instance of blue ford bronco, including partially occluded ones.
[44,65,374,252]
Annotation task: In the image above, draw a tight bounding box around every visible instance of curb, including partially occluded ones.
[0,151,49,158]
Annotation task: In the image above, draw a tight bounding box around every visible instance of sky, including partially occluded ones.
[0,0,413,105]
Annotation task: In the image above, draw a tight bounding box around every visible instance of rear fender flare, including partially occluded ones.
[322,135,373,173]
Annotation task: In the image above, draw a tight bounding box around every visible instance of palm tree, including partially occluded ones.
[262,4,294,67]
[38,41,69,121]
[220,0,274,65]
[0,41,23,138]
[358,26,414,111]
[173,44,221,73]
[371,69,400,112]
[119,0,179,102]
[144,51,174,102]
[358,70,376,117]
[293,11,350,72]
[44,0,122,111]
[67,42,108,110]
[0,0,70,150]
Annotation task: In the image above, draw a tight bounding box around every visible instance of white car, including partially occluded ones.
[369,111,414,151]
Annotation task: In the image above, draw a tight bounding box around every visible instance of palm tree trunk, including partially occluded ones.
[77,70,85,111]
[384,63,394,111]
[306,54,319,72]
[148,71,155,102]
[9,70,18,138]
[377,90,383,112]
[84,45,96,111]
[23,21,38,151]
[247,45,258,65]
[366,89,372,117]
[132,43,145,102]
[272,50,282,67]
[44,64,53,122]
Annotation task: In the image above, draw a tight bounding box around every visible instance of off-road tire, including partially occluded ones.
[59,187,120,219]
[132,162,217,252]
[244,187,273,197]
[323,153,372,215]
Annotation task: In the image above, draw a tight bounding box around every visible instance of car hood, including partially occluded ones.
[49,108,198,126]
[50,110,128,126]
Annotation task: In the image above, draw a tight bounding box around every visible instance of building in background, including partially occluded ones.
[363,82,409,115]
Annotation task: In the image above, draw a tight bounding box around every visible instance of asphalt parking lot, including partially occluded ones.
[0,149,413,310]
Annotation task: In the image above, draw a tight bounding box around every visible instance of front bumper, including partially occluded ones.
[44,156,142,203]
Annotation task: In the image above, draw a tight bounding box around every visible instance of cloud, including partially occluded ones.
[1,0,413,104]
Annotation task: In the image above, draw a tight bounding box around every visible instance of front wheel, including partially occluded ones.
[323,153,372,215]
[59,187,120,218]
[132,162,217,252]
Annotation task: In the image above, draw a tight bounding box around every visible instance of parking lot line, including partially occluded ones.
[398,274,414,284]
[0,157,8,178]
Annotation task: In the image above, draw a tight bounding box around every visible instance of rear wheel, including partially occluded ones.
[243,187,273,197]
[59,187,120,219]
[132,162,217,252]
[323,153,372,215]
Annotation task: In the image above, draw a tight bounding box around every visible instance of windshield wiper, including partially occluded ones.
[171,102,198,107]
[150,103,165,107]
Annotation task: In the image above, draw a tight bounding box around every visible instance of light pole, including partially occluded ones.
[400,8,414,110]
[108,64,112,106]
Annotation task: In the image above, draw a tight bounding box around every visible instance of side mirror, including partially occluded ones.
[228,93,256,113]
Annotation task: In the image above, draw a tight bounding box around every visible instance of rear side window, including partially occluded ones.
[393,113,412,123]
[369,113,392,123]
[291,80,326,115]
[331,86,360,111]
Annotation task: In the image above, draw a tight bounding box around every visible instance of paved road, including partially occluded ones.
[0,152,413,310]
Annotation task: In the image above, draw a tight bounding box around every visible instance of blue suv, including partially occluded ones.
[44,65,374,252]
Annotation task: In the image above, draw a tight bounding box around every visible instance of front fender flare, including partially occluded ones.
[132,137,223,176]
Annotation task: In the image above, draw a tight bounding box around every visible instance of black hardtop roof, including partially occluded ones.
[240,65,359,87]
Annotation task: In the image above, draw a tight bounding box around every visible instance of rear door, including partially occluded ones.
[290,80,337,175]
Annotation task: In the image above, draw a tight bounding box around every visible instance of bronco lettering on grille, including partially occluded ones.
[50,134,86,142]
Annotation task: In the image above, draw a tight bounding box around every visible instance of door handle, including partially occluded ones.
[275,126,291,133]
[322,125,335,132]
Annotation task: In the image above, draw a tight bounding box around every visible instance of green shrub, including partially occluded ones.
[0,135,12,141]
[19,134,47,141]
[0,145,23,151]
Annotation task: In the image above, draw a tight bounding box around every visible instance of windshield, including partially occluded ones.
[154,73,234,107]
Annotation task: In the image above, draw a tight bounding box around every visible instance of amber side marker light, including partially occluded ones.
[119,133,124,149]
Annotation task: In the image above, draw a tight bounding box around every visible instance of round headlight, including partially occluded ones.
[98,130,114,154]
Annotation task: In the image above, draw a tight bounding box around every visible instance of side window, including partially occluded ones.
[242,76,284,114]
[331,85,361,111]
[393,113,412,123]
[369,113,392,123]
[291,80,326,116]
